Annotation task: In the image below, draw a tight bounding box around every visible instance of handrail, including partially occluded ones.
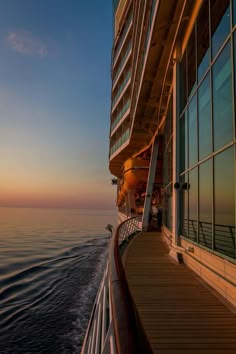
[81,217,152,354]
[109,217,152,354]
[183,218,235,257]
[81,263,116,354]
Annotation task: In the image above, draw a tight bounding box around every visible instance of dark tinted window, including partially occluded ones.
[197,0,210,82]
[198,74,211,160]
[188,95,197,166]
[188,168,198,242]
[211,1,230,58]
[214,147,235,258]
[212,42,233,151]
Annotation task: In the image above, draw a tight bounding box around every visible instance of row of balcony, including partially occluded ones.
[109,1,156,161]
[113,42,132,86]
[113,12,133,64]
[142,0,156,69]
[110,128,130,156]
[112,71,131,110]
[131,0,156,122]
[111,99,130,132]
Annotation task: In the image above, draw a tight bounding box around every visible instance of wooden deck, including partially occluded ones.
[124,232,236,353]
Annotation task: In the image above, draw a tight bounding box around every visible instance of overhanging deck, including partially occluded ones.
[124,232,236,353]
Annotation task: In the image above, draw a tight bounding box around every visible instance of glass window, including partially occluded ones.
[234,32,236,106]
[180,112,188,172]
[188,168,198,242]
[168,142,172,184]
[187,28,197,97]
[211,1,230,58]
[163,185,173,230]
[198,74,211,160]
[199,159,212,248]
[163,100,173,186]
[212,42,233,151]
[197,0,210,82]
[180,52,187,111]
[181,173,188,238]
[163,149,168,186]
[188,94,197,166]
[233,0,236,25]
[214,147,235,258]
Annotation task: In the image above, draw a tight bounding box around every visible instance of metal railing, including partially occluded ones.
[183,218,235,258]
[131,0,156,118]
[118,217,141,245]
[111,100,130,132]
[110,128,130,156]
[81,264,116,354]
[113,13,132,64]
[112,71,131,109]
[81,217,152,354]
[113,42,132,86]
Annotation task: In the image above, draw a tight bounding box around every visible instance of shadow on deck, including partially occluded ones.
[123,232,236,353]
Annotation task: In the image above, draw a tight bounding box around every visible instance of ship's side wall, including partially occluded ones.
[163,0,236,307]
[110,0,236,308]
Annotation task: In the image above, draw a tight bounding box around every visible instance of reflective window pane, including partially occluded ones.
[214,147,235,258]
[181,173,188,238]
[188,95,197,166]
[199,159,212,248]
[197,0,210,82]
[233,0,236,25]
[211,1,230,58]
[180,112,188,172]
[187,28,197,97]
[198,74,211,160]
[163,185,173,230]
[234,33,236,110]
[188,168,198,242]
[212,42,233,151]
[180,52,187,111]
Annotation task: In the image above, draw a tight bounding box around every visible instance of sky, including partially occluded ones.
[0,0,117,210]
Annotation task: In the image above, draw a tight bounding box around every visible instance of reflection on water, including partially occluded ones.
[0,207,117,353]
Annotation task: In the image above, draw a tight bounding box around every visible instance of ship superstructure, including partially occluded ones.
[82,1,236,353]
[110,0,236,307]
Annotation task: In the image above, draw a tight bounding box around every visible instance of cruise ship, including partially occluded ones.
[82,0,236,352]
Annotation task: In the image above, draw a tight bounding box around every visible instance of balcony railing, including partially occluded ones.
[113,13,132,64]
[112,71,131,109]
[113,42,132,86]
[183,219,236,258]
[110,128,130,156]
[111,99,130,132]
[81,217,151,354]
[131,0,156,118]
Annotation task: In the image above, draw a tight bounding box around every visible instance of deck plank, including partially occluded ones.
[124,232,236,353]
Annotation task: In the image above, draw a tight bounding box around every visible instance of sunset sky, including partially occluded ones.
[0,0,116,209]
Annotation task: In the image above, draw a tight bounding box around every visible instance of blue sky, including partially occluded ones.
[0,0,116,209]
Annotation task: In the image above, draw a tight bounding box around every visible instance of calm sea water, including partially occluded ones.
[0,207,116,354]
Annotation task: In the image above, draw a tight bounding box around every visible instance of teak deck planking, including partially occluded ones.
[124,232,236,353]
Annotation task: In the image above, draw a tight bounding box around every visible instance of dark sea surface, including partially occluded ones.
[0,207,116,354]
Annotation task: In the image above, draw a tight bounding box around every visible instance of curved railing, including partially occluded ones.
[81,217,152,354]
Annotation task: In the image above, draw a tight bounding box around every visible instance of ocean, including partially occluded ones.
[0,207,117,354]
